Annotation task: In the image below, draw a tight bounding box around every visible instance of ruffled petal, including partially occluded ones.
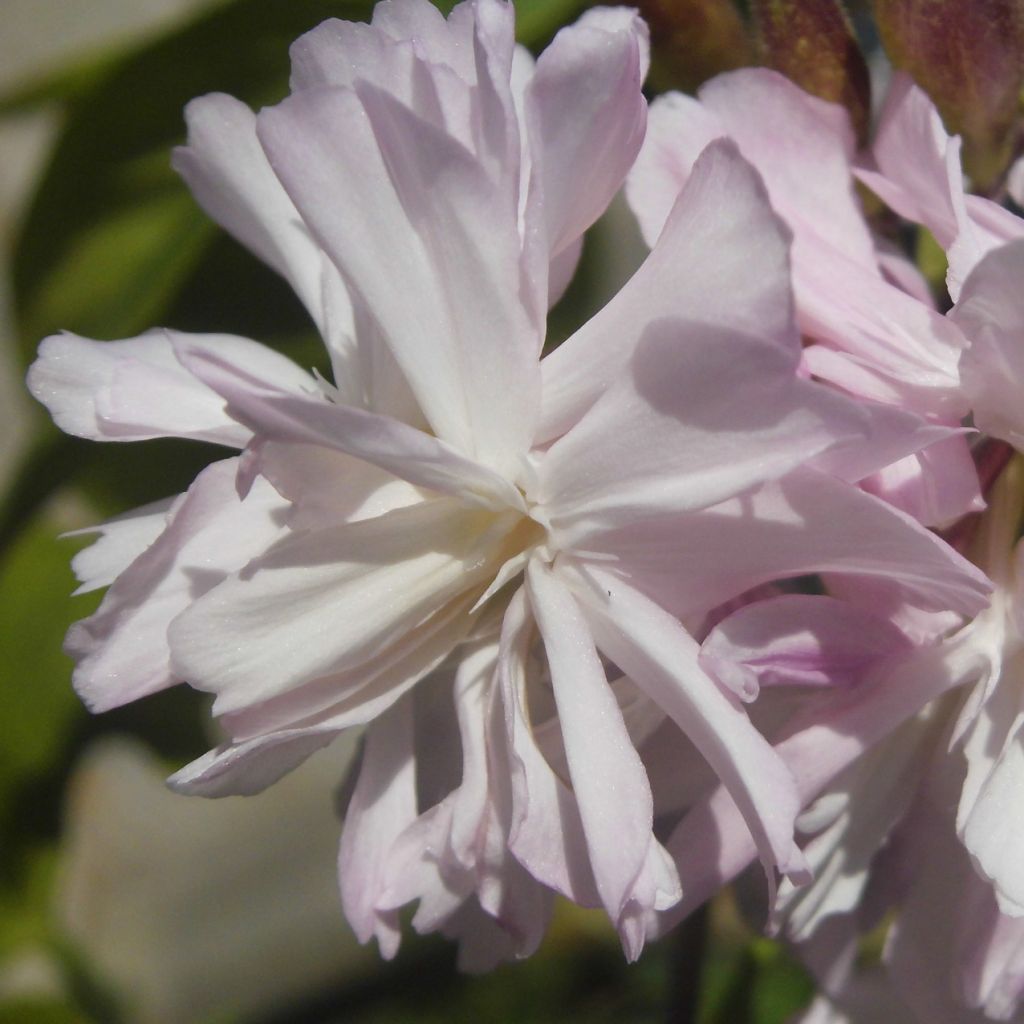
[540,318,869,544]
[700,595,913,702]
[256,82,539,477]
[66,459,288,712]
[68,498,174,595]
[27,330,308,446]
[539,139,797,442]
[338,700,417,958]
[168,497,514,715]
[172,92,329,329]
[568,564,808,894]
[527,560,678,958]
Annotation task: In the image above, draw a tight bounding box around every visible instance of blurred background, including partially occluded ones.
[0,0,917,1021]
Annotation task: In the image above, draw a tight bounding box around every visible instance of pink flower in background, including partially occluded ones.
[25,0,999,974]
[625,67,984,529]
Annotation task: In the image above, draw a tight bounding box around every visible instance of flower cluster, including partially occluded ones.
[25,0,1024,1016]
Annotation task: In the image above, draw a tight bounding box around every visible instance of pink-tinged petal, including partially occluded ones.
[66,460,288,712]
[961,899,1024,1019]
[375,643,552,965]
[857,434,983,529]
[289,17,477,156]
[653,633,987,935]
[855,73,961,248]
[178,346,525,512]
[700,595,913,702]
[539,139,796,443]
[339,700,417,958]
[795,246,968,418]
[808,403,964,492]
[957,653,1024,917]
[172,93,328,329]
[697,70,874,267]
[953,239,1024,448]
[527,561,678,958]
[255,442,423,530]
[257,84,539,477]
[496,587,602,910]
[624,90,721,248]
[219,590,480,743]
[575,469,991,622]
[167,725,341,798]
[949,194,1024,304]
[540,319,868,543]
[629,70,874,268]
[68,498,173,595]
[169,498,515,715]
[26,330,309,447]
[568,564,808,894]
[524,8,647,259]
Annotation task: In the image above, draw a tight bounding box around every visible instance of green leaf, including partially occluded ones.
[12,0,379,365]
[0,516,97,821]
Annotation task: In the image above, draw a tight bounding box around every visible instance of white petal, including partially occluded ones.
[66,460,288,712]
[178,344,526,512]
[168,498,514,714]
[27,330,289,446]
[256,84,539,477]
[527,561,678,955]
[525,8,647,258]
[68,498,174,595]
[339,701,417,958]
[573,468,991,621]
[539,138,796,442]
[569,564,808,888]
[172,93,329,329]
[540,319,868,543]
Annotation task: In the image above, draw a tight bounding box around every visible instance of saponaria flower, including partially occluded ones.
[27,0,991,964]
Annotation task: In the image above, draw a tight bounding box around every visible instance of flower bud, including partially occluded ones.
[751,0,871,144]
[634,0,754,92]
[874,0,1024,189]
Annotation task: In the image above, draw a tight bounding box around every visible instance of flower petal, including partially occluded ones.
[569,564,808,892]
[700,594,913,702]
[172,93,328,329]
[27,330,308,446]
[68,498,173,595]
[496,587,602,910]
[527,560,678,957]
[573,468,991,622]
[168,498,513,715]
[66,460,288,712]
[339,700,417,958]
[538,138,796,442]
[541,319,868,543]
[256,82,539,477]
[525,7,647,259]
[652,633,987,935]
[178,345,525,512]
[953,239,1024,449]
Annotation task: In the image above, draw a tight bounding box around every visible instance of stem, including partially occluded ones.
[666,902,709,1024]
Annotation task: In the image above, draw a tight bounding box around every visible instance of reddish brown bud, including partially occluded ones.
[873,0,1024,188]
[751,0,871,144]
[633,0,754,93]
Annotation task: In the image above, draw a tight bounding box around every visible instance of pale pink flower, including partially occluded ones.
[625,67,984,528]
[26,0,990,962]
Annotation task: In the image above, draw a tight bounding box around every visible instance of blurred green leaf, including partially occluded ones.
[20,193,212,345]
[12,0,379,364]
[0,1001,88,1024]
[0,516,96,821]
